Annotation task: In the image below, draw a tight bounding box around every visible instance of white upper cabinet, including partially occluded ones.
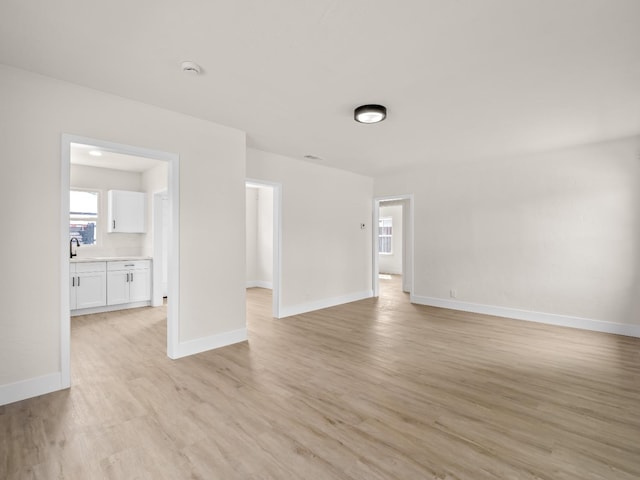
[107,190,146,233]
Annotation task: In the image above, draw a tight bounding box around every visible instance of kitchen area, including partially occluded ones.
[69,143,168,316]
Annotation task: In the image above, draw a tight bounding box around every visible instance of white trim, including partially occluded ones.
[0,373,65,406]
[60,139,71,389]
[245,178,282,319]
[373,201,379,296]
[373,194,414,297]
[273,183,282,318]
[172,328,248,359]
[151,191,168,307]
[410,294,640,338]
[70,301,151,316]
[166,154,180,358]
[279,290,373,318]
[246,280,273,289]
[379,268,402,275]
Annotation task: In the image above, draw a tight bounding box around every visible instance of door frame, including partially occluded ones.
[245,178,282,318]
[373,194,414,297]
[151,190,168,307]
[61,134,181,388]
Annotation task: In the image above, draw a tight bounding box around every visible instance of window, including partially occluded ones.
[378,217,392,254]
[70,190,98,246]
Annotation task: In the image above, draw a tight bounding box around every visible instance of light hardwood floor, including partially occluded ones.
[2,276,639,479]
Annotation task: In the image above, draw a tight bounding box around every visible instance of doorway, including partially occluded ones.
[245,179,282,318]
[60,134,180,388]
[152,191,169,305]
[373,194,414,298]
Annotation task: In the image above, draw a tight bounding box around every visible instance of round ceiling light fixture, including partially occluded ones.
[181,61,202,75]
[354,104,387,124]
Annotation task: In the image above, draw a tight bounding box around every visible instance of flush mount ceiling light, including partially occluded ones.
[181,61,202,75]
[88,150,102,157]
[354,104,387,124]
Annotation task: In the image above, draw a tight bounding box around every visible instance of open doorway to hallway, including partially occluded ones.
[245,180,281,318]
[378,200,405,298]
[373,195,413,300]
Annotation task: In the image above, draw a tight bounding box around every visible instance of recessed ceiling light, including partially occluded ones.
[181,61,202,75]
[88,150,102,157]
[354,104,387,124]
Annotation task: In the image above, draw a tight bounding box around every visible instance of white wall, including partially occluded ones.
[374,136,640,333]
[247,148,373,316]
[256,186,273,286]
[245,187,258,283]
[71,163,146,258]
[0,65,246,402]
[245,185,273,288]
[142,161,169,257]
[378,204,403,275]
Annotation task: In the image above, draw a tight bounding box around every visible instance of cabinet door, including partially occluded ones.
[70,274,77,309]
[107,270,129,305]
[108,190,146,233]
[129,268,151,303]
[76,271,107,309]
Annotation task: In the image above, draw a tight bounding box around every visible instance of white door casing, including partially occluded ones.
[372,194,414,298]
[245,179,282,319]
[61,134,181,390]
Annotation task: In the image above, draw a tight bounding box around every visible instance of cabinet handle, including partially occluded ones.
[131,272,134,282]
[72,276,75,287]
[113,220,116,230]
[126,273,129,282]
[77,276,80,287]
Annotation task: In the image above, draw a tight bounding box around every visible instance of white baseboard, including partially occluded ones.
[0,372,65,406]
[71,301,151,317]
[411,294,640,338]
[246,280,273,289]
[280,290,373,318]
[172,328,248,359]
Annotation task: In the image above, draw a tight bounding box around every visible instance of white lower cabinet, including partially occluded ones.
[71,259,152,313]
[70,262,107,310]
[107,260,151,306]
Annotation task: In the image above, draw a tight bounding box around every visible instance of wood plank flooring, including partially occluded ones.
[2,275,639,479]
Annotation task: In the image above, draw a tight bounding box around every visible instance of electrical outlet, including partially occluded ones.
[450,289,457,298]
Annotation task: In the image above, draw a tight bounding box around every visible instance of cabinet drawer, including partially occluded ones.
[72,262,107,273]
[107,260,151,271]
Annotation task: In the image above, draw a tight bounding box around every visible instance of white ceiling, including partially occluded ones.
[70,143,162,173]
[2,0,639,176]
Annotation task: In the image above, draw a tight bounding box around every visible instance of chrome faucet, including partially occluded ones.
[70,238,80,258]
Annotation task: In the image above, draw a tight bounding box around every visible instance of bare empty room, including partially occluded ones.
[1,1,639,479]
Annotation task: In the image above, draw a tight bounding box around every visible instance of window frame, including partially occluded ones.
[69,188,100,247]
[378,217,393,255]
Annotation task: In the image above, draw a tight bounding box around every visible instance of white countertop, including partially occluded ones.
[70,256,152,263]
